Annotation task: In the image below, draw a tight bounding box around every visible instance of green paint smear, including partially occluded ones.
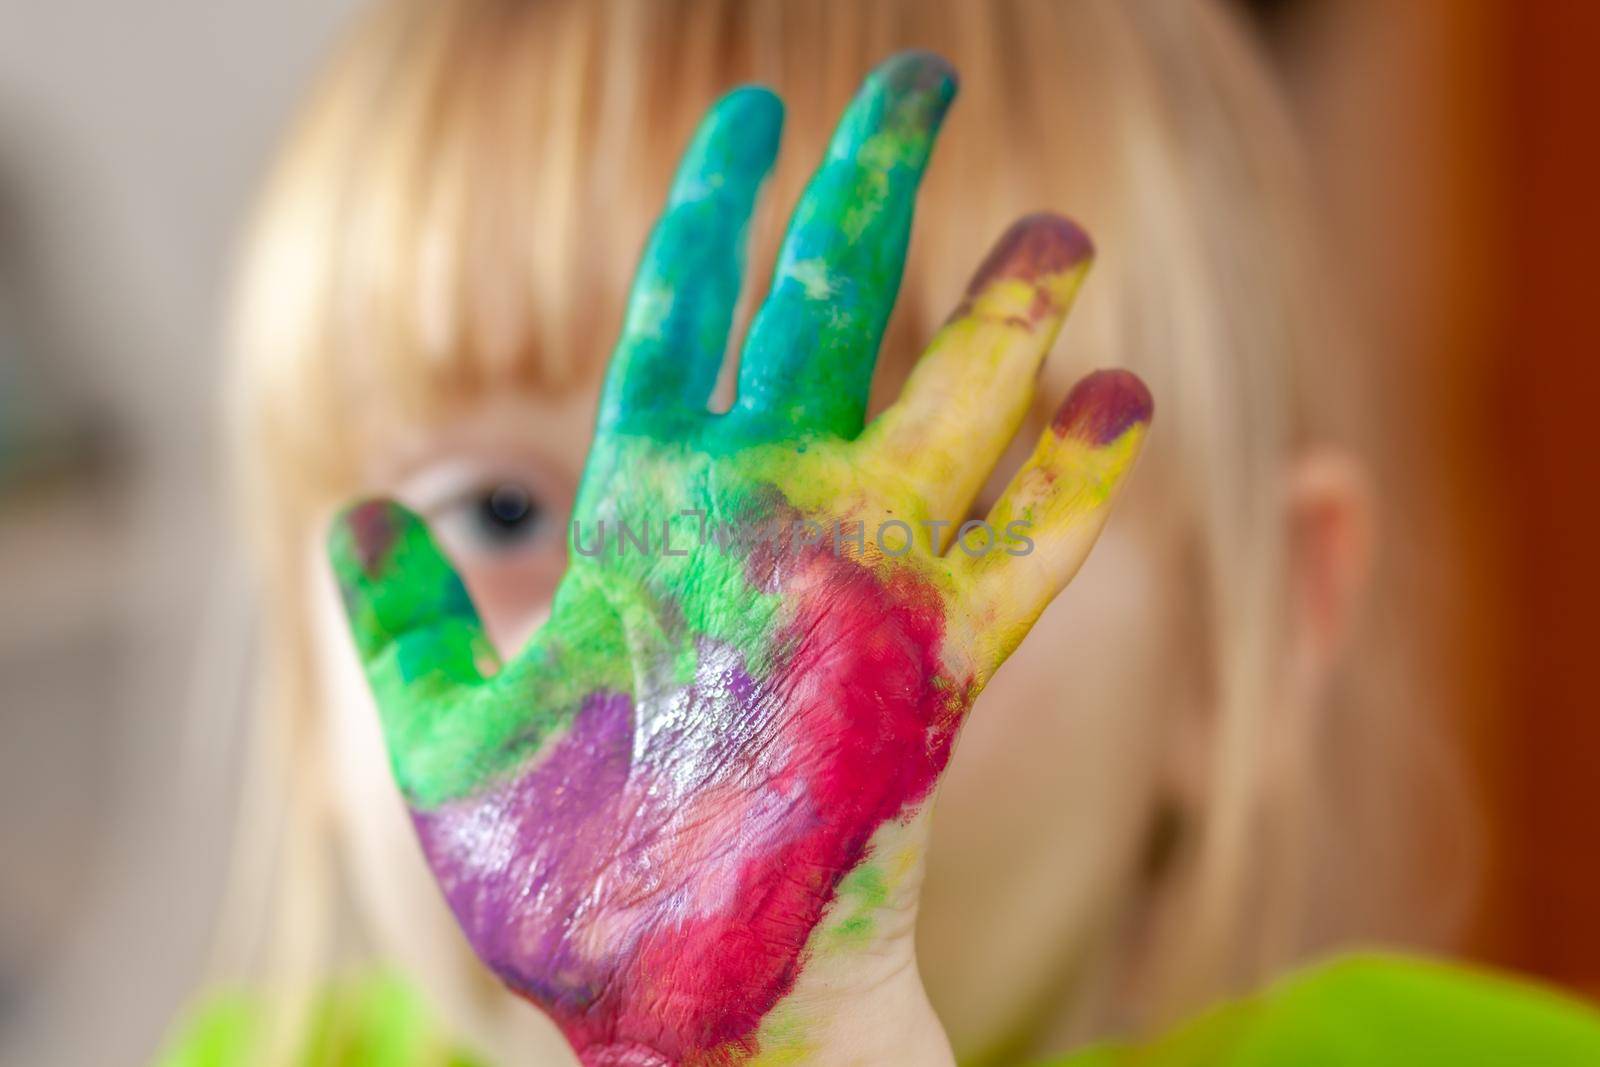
[818,860,891,951]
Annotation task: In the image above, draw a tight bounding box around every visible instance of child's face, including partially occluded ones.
[308,367,1182,1054]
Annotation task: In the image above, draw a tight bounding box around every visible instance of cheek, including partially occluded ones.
[459,555,562,656]
[918,532,1175,1049]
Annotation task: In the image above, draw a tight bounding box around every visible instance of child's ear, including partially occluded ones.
[1286,448,1375,686]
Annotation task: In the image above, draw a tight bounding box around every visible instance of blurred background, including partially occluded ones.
[0,1,1594,1064]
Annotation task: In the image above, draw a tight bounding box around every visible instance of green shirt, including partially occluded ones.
[156,972,484,1067]
[1059,954,1600,1067]
[157,954,1600,1067]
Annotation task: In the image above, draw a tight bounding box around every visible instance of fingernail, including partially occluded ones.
[336,499,402,578]
[1051,369,1154,445]
[872,50,958,139]
[961,213,1094,323]
[876,49,959,102]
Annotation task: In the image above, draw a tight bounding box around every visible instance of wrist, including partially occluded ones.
[565,960,951,1067]
[743,815,952,1066]
[756,954,954,1067]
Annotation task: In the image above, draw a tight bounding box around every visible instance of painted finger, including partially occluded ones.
[958,370,1152,671]
[597,87,783,431]
[734,51,956,438]
[859,213,1093,526]
[328,499,513,806]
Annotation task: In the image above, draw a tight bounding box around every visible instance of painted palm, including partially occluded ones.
[330,52,1151,1066]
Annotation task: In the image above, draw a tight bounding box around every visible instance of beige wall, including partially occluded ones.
[0,3,360,1063]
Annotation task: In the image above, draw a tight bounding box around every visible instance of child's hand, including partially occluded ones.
[330,52,1150,1067]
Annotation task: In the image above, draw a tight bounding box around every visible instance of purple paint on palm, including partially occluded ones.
[410,641,828,1060]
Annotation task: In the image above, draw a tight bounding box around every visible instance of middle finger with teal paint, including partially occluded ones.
[733,51,958,439]
[597,86,784,433]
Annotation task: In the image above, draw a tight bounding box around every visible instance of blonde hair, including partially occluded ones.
[221,0,1466,1058]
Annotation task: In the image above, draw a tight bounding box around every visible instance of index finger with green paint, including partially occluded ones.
[733,50,957,438]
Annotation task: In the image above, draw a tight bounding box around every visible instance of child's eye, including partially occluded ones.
[477,483,543,541]
[440,482,549,554]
